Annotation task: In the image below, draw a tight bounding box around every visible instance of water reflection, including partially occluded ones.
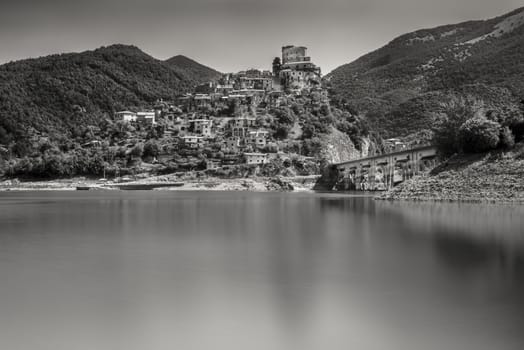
[0,191,523,350]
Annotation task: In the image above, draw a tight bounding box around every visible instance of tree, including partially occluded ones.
[143,140,160,158]
[432,103,475,156]
[274,125,289,140]
[275,108,295,125]
[457,117,500,153]
[0,126,11,145]
[44,153,68,177]
[88,149,105,174]
[111,120,133,140]
[272,57,281,74]
[319,104,330,116]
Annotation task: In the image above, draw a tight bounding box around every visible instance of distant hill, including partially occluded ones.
[327,7,524,139]
[165,55,222,83]
[0,44,220,151]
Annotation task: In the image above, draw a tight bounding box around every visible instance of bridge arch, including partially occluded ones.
[333,145,437,191]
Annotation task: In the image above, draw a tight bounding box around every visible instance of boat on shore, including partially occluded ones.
[112,182,185,190]
[76,182,184,191]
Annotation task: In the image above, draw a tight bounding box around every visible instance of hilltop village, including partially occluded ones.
[0,44,375,190]
[109,46,332,175]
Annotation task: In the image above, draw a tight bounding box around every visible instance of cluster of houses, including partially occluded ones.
[113,45,324,167]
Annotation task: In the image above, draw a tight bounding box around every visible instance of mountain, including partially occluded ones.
[327,7,524,139]
[165,55,222,83]
[0,44,220,153]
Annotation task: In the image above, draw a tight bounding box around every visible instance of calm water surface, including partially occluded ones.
[1,191,523,350]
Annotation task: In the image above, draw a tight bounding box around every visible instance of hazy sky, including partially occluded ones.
[0,0,522,73]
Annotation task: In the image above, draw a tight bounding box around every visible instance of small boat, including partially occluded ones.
[76,186,91,191]
[114,182,184,190]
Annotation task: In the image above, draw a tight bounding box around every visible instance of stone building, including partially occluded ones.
[282,46,308,64]
[279,45,321,91]
[232,69,274,92]
[189,119,213,137]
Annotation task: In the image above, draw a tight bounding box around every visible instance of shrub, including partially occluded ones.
[262,143,278,153]
[274,125,289,139]
[503,112,524,142]
[433,120,458,156]
[457,117,500,153]
[514,142,524,160]
[499,126,515,149]
[130,143,143,158]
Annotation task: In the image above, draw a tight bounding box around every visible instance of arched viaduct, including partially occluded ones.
[334,145,438,191]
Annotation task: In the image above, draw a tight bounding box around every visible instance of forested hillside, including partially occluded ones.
[0,45,217,155]
[165,55,222,83]
[327,7,524,140]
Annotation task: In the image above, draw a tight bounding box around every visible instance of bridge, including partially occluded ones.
[333,145,438,191]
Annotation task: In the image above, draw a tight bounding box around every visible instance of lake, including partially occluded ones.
[1,191,523,350]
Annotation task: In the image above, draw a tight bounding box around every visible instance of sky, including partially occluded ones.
[0,0,522,73]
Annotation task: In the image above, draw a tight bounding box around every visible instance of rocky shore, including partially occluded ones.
[379,151,524,203]
[138,175,319,192]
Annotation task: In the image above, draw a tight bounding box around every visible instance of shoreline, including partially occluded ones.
[375,195,524,204]
[3,168,524,204]
[2,177,524,204]
[0,175,321,193]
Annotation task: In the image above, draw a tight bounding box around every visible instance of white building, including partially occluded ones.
[384,138,407,152]
[115,111,137,122]
[136,111,156,125]
[194,94,211,109]
[181,135,205,149]
[248,130,269,149]
[244,153,269,165]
